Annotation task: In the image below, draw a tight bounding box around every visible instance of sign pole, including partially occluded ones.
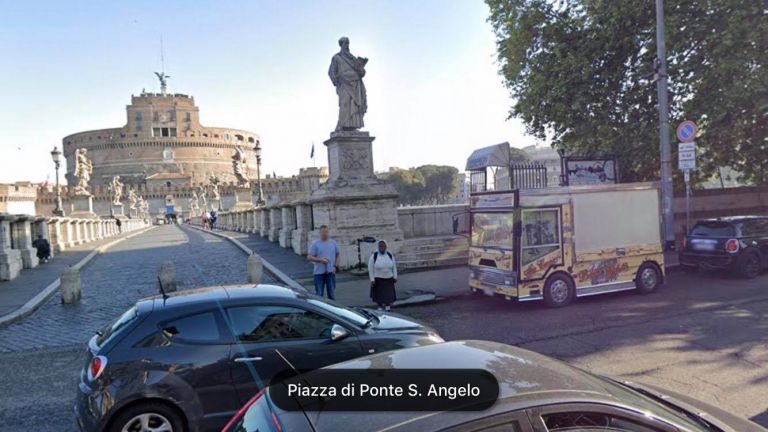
[684,169,691,233]
[655,0,675,251]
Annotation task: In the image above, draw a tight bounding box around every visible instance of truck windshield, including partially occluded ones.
[471,212,515,248]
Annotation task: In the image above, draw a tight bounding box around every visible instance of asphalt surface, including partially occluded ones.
[0,236,766,430]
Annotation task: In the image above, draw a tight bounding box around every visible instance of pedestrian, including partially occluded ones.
[368,240,397,310]
[209,210,217,230]
[201,211,210,230]
[115,217,122,233]
[32,234,52,263]
[308,225,340,300]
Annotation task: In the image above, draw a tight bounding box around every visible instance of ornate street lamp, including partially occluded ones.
[50,146,64,216]
[254,142,265,204]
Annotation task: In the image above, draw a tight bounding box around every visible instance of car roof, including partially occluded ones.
[137,284,303,311]
[292,340,673,431]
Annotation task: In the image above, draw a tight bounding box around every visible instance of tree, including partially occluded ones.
[486,0,768,184]
[387,165,459,205]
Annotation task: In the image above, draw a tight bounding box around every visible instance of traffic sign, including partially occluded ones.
[678,141,696,171]
[678,159,696,170]
[676,120,697,143]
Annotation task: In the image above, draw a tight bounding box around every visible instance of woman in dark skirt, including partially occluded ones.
[368,240,397,310]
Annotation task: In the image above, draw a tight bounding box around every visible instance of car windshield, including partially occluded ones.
[96,306,138,347]
[307,298,370,327]
[690,221,736,237]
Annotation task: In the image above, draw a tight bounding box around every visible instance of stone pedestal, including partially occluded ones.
[71,194,96,218]
[13,216,39,269]
[279,205,296,248]
[112,204,125,217]
[308,131,403,269]
[292,202,312,255]
[129,208,138,219]
[259,209,270,238]
[0,216,23,281]
[233,187,254,211]
[268,207,282,242]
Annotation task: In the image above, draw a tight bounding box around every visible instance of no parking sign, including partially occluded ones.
[676,120,697,143]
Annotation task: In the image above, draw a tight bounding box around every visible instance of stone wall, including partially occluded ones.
[397,204,469,238]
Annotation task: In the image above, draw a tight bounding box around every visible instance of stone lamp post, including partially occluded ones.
[254,143,265,205]
[50,146,64,216]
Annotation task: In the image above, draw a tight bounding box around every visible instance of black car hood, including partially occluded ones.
[370,311,433,333]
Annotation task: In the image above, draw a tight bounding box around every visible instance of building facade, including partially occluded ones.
[62,91,260,188]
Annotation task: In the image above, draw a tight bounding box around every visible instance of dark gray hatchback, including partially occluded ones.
[74,284,443,432]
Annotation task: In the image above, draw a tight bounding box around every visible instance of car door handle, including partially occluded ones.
[235,356,263,363]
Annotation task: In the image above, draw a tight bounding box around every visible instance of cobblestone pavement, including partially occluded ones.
[0,224,270,353]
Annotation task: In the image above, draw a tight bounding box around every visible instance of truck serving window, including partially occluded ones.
[521,209,561,265]
[471,212,515,249]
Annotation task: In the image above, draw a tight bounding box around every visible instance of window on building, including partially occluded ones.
[169,128,177,137]
[135,111,143,121]
[184,112,191,122]
[168,110,175,121]
[153,112,160,122]
[153,128,162,137]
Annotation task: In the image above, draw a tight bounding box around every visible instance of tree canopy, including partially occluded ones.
[387,165,459,205]
[486,0,768,184]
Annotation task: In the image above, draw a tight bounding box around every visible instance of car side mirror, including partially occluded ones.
[330,324,349,342]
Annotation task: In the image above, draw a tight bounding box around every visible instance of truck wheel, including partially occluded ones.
[735,251,761,279]
[544,274,574,308]
[636,262,661,294]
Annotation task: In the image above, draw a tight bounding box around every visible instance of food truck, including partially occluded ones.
[464,143,665,307]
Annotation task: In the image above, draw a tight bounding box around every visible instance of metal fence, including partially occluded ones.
[509,163,548,190]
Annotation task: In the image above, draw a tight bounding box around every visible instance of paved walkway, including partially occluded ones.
[0,224,273,352]
[211,228,469,307]
[0,231,143,319]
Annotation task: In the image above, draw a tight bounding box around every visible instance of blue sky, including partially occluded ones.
[0,0,537,184]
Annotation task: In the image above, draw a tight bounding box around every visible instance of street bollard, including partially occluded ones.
[60,266,81,304]
[158,261,177,293]
[247,253,263,284]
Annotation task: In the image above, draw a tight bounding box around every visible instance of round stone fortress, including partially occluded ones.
[62,91,260,188]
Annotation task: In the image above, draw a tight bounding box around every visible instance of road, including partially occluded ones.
[0,225,264,431]
[0,232,766,430]
[401,270,768,427]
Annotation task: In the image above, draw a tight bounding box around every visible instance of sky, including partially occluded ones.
[0,0,539,185]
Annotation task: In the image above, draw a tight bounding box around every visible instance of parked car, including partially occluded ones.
[680,216,768,278]
[222,340,766,432]
[73,284,444,432]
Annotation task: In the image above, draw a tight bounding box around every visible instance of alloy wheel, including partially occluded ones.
[121,413,174,432]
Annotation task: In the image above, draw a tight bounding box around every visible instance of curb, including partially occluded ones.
[0,225,157,327]
[183,225,307,292]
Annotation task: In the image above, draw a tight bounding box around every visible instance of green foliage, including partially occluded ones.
[387,165,459,205]
[486,0,768,184]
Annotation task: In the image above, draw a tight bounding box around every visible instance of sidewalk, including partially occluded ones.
[0,227,154,326]
[210,227,681,308]
[209,227,469,307]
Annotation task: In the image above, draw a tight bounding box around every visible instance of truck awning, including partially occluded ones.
[466,142,510,171]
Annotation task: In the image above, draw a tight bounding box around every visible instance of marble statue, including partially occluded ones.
[189,191,200,215]
[127,188,138,210]
[328,37,368,131]
[208,175,221,201]
[73,148,93,195]
[136,196,146,214]
[109,176,123,206]
[197,186,208,211]
[232,146,250,187]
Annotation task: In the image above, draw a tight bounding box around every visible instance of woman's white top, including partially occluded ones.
[368,252,397,281]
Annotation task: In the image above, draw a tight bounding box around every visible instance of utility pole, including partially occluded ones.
[655,0,676,251]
